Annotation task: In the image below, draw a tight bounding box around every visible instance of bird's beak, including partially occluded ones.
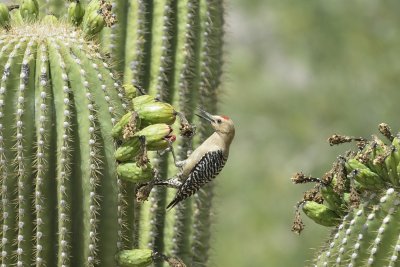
[195,108,215,123]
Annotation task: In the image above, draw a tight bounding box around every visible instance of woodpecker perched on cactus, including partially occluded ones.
[152,109,235,209]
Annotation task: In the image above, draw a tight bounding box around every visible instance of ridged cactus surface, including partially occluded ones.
[292,125,400,267]
[0,11,135,267]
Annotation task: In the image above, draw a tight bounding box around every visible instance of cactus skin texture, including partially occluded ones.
[103,1,225,266]
[292,125,400,267]
[0,3,138,266]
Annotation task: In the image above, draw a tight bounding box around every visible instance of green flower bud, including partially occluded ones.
[115,137,141,162]
[0,4,10,30]
[20,0,39,22]
[136,102,177,127]
[123,84,137,100]
[135,124,175,151]
[346,158,385,189]
[68,0,85,26]
[82,9,105,38]
[117,162,154,183]
[116,249,153,267]
[302,201,340,227]
[42,15,58,24]
[132,95,157,110]
[320,185,345,215]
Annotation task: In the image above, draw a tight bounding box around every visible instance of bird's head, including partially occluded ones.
[196,109,235,143]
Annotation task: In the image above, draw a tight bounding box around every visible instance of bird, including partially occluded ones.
[154,109,235,209]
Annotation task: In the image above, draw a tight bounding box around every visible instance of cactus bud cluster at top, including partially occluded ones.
[292,123,400,266]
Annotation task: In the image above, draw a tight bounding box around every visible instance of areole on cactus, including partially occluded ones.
[0,0,226,266]
[292,123,400,266]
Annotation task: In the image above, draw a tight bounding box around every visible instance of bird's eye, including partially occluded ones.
[217,119,222,124]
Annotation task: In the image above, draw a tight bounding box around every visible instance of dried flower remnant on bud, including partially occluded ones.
[292,207,305,234]
[328,134,366,146]
[303,188,323,204]
[122,112,139,140]
[165,256,187,267]
[136,136,149,167]
[291,172,325,185]
[379,123,394,142]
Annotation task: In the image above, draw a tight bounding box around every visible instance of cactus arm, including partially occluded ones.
[1,39,27,266]
[16,39,37,266]
[191,1,224,266]
[48,40,73,267]
[34,42,58,266]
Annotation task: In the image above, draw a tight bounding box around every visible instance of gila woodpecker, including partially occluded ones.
[155,109,235,209]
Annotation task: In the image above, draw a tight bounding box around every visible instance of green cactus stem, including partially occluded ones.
[292,125,400,266]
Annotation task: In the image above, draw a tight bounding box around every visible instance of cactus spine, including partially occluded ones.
[293,126,400,266]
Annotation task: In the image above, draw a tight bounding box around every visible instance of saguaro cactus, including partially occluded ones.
[0,1,135,266]
[292,124,400,266]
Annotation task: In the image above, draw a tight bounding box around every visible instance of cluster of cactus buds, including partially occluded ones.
[292,123,400,234]
[112,84,194,189]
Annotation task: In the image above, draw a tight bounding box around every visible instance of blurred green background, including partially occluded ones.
[212,1,400,266]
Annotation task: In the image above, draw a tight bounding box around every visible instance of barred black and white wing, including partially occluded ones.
[166,150,227,209]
